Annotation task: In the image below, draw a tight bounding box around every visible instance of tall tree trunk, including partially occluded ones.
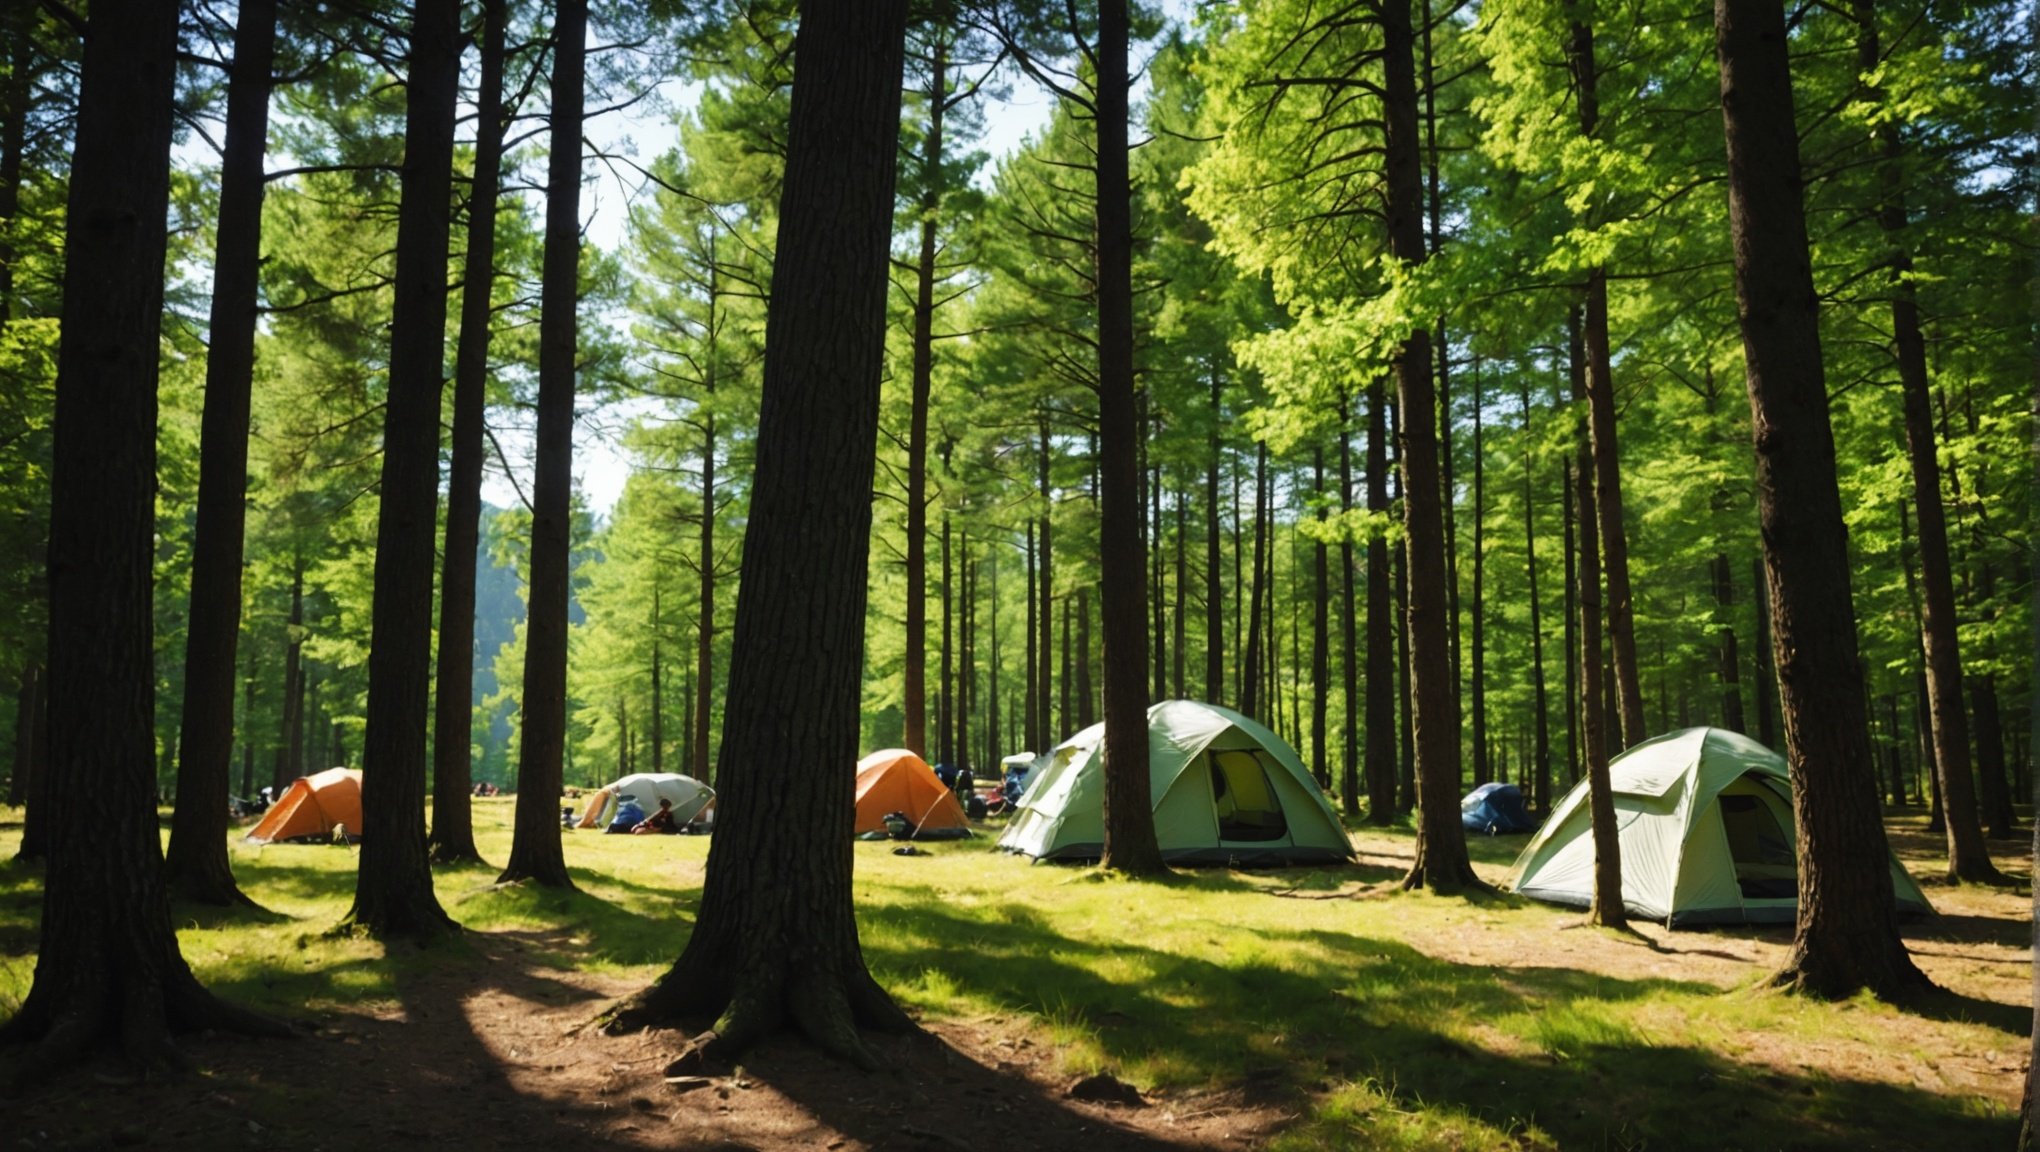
[1471,363,1489,784]
[1339,402,1363,818]
[1152,457,1168,701]
[1391,401,1415,812]
[1024,522,1037,752]
[1562,453,1580,789]
[1172,491,1187,697]
[605,0,914,1065]
[1972,675,2013,838]
[902,41,947,758]
[1521,377,1551,813]
[958,552,973,774]
[1242,443,1268,718]
[1386,0,1476,891]
[428,0,508,866]
[1712,554,1747,734]
[1060,596,1072,738]
[695,405,717,780]
[1095,0,1159,872]
[273,558,304,792]
[1845,2,1999,881]
[501,0,588,889]
[163,0,276,907]
[651,590,665,774]
[1205,369,1224,703]
[348,0,465,939]
[1565,9,1647,750]
[1310,449,1329,789]
[1077,587,1095,729]
[940,513,953,765]
[1572,310,1624,929]
[1,0,285,1062]
[1363,386,1394,821]
[1752,553,1776,747]
[1713,0,1933,994]
[1037,417,1054,751]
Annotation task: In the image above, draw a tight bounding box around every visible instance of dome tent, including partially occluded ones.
[1461,782,1537,835]
[854,748,971,839]
[574,772,715,830]
[1508,727,1933,926]
[246,767,363,843]
[998,699,1353,866]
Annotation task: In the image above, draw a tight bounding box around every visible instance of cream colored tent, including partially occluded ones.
[998,700,1353,865]
[574,773,714,829]
[1508,727,1933,925]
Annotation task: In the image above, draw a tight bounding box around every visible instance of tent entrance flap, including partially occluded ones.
[1211,750,1288,842]
[1719,780,1795,899]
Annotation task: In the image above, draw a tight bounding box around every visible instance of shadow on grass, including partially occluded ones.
[858,890,2016,1149]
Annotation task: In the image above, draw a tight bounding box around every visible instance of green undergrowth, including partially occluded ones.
[0,800,2021,1149]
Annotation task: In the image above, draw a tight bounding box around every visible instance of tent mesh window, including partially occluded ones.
[1719,783,1796,899]
[1210,750,1289,842]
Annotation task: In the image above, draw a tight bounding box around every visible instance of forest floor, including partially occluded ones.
[0,797,2028,1151]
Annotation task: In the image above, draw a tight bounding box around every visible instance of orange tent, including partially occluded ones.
[853,749,969,837]
[246,767,364,843]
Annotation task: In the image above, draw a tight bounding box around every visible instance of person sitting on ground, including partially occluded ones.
[633,797,679,835]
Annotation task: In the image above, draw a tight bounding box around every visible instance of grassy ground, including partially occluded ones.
[0,798,2028,1150]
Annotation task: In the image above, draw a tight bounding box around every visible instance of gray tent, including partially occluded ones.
[1508,727,1932,926]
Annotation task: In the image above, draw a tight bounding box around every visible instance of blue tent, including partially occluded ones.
[1461,782,1537,835]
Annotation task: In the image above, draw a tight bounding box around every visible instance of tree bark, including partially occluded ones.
[1563,454,1579,788]
[1037,416,1054,751]
[1713,0,1933,994]
[1,0,286,1064]
[163,0,276,907]
[272,558,304,791]
[605,0,914,1066]
[1172,490,1187,697]
[1712,553,1747,734]
[500,0,588,890]
[902,42,946,758]
[1972,675,2013,839]
[1363,386,1394,822]
[347,0,465,939]
[1752,553,1777,748]
[1310,448,1329,789]
[429,0,508,867]
[1094,0,1163,873]
[1521,377,1551,813]
[1205,368,1224,703]
[1572,309,1624,928]
[1077,586,1095,730]
[1471,363,1489,784]
[1391,400,1415,812]
[1387,0,1476,891]
[940,513,953,765]
[1241,442,1268,719]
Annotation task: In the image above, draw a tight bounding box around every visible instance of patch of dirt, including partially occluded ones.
[2,933,1289,1151]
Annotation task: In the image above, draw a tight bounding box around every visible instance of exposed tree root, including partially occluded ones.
[2,965,292,1088]
[1763,940,1939,1001]
[606,948,918,1073]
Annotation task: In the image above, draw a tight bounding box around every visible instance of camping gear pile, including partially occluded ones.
[1508,726,1933,925]
[998,699,1353,866]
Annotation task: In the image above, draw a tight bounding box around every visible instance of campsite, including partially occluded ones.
[0,0,2034,1148]
[0,794,2030,1150]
